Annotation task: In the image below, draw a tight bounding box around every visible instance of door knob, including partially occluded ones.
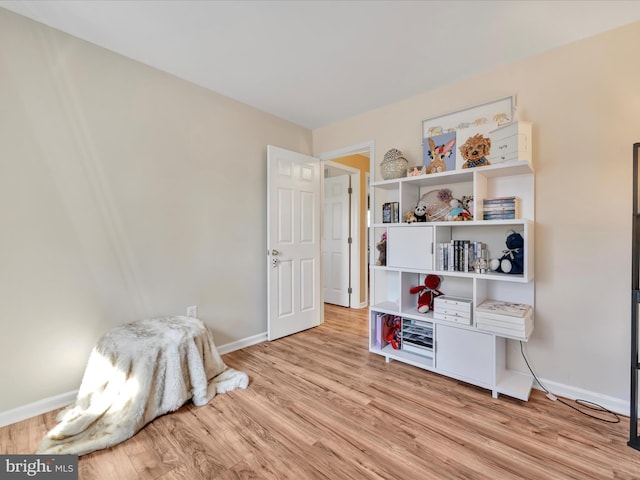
[271,249,280,256]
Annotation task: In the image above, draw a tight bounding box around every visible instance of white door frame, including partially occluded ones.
[317,141,374,309]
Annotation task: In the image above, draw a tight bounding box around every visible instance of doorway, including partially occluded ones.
[323,162,355,307]
[319,141,373,309]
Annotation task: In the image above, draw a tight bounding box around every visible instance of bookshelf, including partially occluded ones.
[369,151,535,400]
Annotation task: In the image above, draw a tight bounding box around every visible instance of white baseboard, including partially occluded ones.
[0,390,77,428]
[216,332,267,356]
[533,377,628,417]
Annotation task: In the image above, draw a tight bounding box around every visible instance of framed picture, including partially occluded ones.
[422,96,514,171]
[423,131,457,173]
[455,123,494,169]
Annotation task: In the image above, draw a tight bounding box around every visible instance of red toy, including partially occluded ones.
[384,316,402,350]
[409,274,443,313]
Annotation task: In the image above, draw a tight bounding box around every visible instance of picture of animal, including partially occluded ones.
[426,136,456,174]
[459,133,491,169]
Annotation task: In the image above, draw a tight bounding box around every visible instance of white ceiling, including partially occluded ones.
[3,0,640,129]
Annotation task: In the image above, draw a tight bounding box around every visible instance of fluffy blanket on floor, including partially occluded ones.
[36,316,249,456]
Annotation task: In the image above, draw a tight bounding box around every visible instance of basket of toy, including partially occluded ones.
[380,149,409,180]
[420,189,451,222]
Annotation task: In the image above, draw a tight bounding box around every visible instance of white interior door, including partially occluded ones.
[267,145,322,341]
[323,174,350,307]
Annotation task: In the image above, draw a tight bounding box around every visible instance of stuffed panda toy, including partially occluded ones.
[414,201,428,222]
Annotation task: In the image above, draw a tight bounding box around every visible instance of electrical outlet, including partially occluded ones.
[187,305,197,318]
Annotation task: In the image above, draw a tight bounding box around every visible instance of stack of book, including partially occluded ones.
[437,240,487,272]
[475,299,533,340]
[483,196,520,220]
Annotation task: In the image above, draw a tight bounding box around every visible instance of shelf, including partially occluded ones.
[372,169,473,189]
[435,270,531,283]
[495,370,534,401]
[474,161,533,178]
[371,219,532,230]
[369,130,534,402]
[370,301,400,315]
[370,265,531,283]
[374,343,435,369]
[372,160,533,187]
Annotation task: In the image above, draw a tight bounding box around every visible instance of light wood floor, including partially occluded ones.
[2,303,640,479]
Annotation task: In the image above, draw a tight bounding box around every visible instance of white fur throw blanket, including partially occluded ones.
[37,316,248,456]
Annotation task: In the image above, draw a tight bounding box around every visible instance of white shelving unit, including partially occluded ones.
[369,156,535,401]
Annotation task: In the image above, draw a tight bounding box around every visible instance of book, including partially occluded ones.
[374,313,384,349]
[483,212,518,220]
[483,197,520,219]
[439,242,447,271]
[476,308,532,324]
[382,202,400,223]
[476,320,533,339]
[483,205,517,212]
[483,201,519,208]
[392,202,399,223]
[483,196,520,205]
[463,240,470,272]
[475,315,532,331]
[382,203,391,223]
[476,299,532,317]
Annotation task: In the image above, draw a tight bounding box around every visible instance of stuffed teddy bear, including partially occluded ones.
[376,232,387,266]
[405,210,418,223]
[490,230,524,274]
[409,274,443,313]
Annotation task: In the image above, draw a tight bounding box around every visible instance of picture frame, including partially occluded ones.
[422,96,515,172]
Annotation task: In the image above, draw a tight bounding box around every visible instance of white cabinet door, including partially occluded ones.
[435,324,494,386]
[387,225,433,270]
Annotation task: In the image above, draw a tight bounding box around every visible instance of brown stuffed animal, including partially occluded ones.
[460,134,491,168]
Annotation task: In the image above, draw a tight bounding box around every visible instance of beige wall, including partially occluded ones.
[3,6,639,415]
[314,21,640,403]
[0,9,311,412]
[330,154,370,306]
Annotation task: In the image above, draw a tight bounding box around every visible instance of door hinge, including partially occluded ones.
[348,237,353,244]
[348,187,353,194]
[348,287,353,294]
